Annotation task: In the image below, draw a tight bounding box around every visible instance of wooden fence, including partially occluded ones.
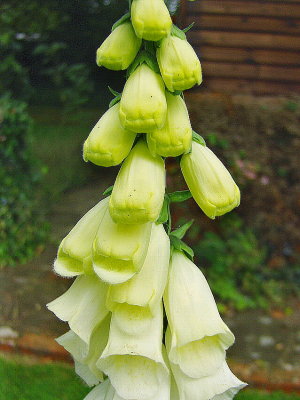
[180,0,300,95]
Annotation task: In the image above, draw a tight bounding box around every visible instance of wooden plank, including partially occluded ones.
[195,46,300,66]
[201,61,300,82]
[187,1,300,18]
[188,30,300,50]
[186,14,300,35]
[197,77,300,95]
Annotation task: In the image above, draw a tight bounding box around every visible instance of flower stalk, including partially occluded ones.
[47,2,246,399]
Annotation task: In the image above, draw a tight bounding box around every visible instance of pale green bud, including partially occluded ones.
[164,251,235,379]
[93,206,152,284]
[131,0,172,41]
[54,197,109,277]
[157,35,202,92]
[97,303,169,400]
[180,142,240,219]
[106,224,170,314]
[109,141,165,224]
[96,22,142,71]
[47,275,109,344]
[83,104,136,167]
[119,64,167,133]
[147,92,192,157]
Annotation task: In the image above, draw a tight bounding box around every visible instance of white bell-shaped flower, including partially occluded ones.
[164,251,235,378]
[106,223,170,315]
[56,314,111,386]
[93,206,152,284]
[47,275,108,344]
[54,197,109,277]
[169,358,246,400]
[84,375,170,400]
[97,303,169,400]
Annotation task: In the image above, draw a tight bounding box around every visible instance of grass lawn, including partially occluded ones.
[29,106,103,201]
[1,356,300,400]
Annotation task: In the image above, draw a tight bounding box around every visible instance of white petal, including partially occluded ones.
[83,380,110,400]
[93,208,152,284]
[47,275,108,343]
[164,251,234,378]
[170,360,247,400]
[56,330,88,361]
[97,303,169,399]
[56,315,111,385]
[106,223,170,314]
[75,361,99,387]
[54,197,108,277]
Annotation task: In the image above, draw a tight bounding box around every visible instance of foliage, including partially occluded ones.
[192,214,268,311]
[0,0,129,108]
[0,96,48,267]
[0,357,90,400]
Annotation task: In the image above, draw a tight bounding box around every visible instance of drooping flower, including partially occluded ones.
[106,223,170,315]
[53,197,109,277]
[93,207,152,284]
[84,376,170,400]
[169,359,247,400]
[83,104,136,168]
[96,21,142,71]
[47,274,108,344]
[157,35,202,92]
[131,0,172,41]
[109,141,165,224]
[56,314,111,386]
[119,64,167,133]
[97,303,169,400]
[180,141,240,219]
[147,92,192,157]
[164,251,235,379]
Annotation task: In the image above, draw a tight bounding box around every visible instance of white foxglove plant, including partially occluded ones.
[48,1,246,399]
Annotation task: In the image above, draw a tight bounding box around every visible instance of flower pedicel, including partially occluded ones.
[48,2,246,399]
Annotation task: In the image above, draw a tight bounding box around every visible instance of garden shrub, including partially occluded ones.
[0,95,48,267]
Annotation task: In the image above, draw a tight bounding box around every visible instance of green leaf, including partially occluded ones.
[169,190,192,203]
[179,240,194,260]
[127,50,160,76]
[171,24,186,40]
[109,94,121,108]
[192,130,206,146]
[170,235,194,260]
[171,219,194,240]
[183,22,195,33]
[156,195,170,224]
[112,12,131,31]
[168,89,183,96]
[108,86,120,97]
[103,185,114,196]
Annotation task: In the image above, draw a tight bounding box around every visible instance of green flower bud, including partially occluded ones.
[93,206,152,284]
[109,141,165,224]
[119,64,167,133]
[83,103,136,167]
[131,0,172,41]
[157,35,202,92]
[96,22,142,71]
[180,142,240,219]
[147,92,192,157]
